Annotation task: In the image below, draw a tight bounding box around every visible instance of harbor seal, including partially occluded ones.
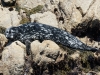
[5,22,98,55]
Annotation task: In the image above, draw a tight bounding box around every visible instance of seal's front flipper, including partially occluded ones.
[25,40,31,55]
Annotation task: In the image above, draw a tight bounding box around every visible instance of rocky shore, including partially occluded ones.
[0,0,100,75]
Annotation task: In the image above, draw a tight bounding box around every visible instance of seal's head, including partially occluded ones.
[5,27,18,40]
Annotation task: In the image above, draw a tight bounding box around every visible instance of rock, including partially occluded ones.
[2,41,25,75]
[30,11,58,27]
[59,0,93,31]
[59,0,75,19]
[75,0,94,15]
[59,0,82,32]
[0,34,8,50]
[86,71,96,75]
[94,50,100,65]
[17,0,59,10]
[92,42,100,49]
[97,72,100,75]
[17,0,44,9]
[0,0,1,4]
[67,8,82,31]
[81,0,98,24]
[71,8,82,25]
[0,61,3,73]
[93,0,100,20]
[20,9,27,18]
[75,0,100,47]
[0,6,21,28]
[43,0,59,12]
[30,40,41,57]
[0,34,8,57]
[58,0,100,32]
[10,11,21,26]
[75,0,100,26]
[31,40,67,66]
[82,0,100,22]
[58,0,100,49]
[70,51,80,60]
[0,34,8,59]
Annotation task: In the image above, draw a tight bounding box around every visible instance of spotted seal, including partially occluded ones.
[5,22,98,55]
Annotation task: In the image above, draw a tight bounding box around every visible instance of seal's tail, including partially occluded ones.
[90,48,98,52]
[80,43,98,52]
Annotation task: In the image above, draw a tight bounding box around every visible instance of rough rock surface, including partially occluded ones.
[0,60,3,73]
[0,5,21,28]
[75,0,94,15]
[17,0,44,9]
[30,11,58,27]
[70,51,80,60]
[0,34,8,50]
[31,40,67,66]
[2,41,25,75]
[57,0,100,49]
[0,33,8,58]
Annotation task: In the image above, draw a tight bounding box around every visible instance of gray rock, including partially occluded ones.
[0,34,8,50]
[30,11,58,27]
[0,6,21,28]
[17,0,44,9]
[31,40,67,66]
[2,41,25,75]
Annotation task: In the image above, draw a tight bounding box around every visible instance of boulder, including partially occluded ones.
[0,61,3,73]
[30,11,58,27]
[59,0,82,32]
[31,40,67,66]
[17,0,44,9]
[0,5,21,28]
[17,0,59,10]
[43,0,59,12]
[70,51,80,60]
[57,0,100,49]
[58,0,100,31]
[75,0,94,15]
[2,41,25,75]
[0,34,8,50]
[68,8,82,31]
[94,50,100,65]
[59,0,75,19]
[0,34,8,57]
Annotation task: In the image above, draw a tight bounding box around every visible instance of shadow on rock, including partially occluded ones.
[71,19,100,42]
[1,0,16,7]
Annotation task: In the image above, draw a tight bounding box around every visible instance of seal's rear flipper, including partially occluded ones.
[90,48,98,52]
[25,40,31,55]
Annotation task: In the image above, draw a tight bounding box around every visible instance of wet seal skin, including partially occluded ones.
[5,22,98,55]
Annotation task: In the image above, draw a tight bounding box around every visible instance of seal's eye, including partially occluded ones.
[5,30,9,33]
[6,31,8,33]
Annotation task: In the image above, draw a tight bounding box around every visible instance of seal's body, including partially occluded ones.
[5,22,98,54]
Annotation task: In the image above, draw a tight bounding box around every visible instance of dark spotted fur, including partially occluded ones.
[5,22,98,55]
